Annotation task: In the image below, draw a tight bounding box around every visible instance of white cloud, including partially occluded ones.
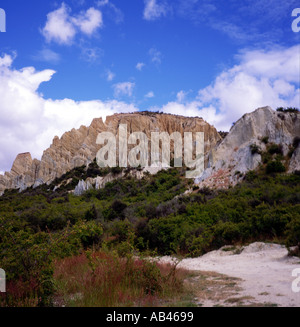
[145,91,155,98]
[42,3,76,45]
[113,82,135,97]
[197,46,300,129]
[177,0,298,43]
[176,90,187,102]
[156,45,300,131]
[0,54,137,172]
[156,101,225,128]
[72,7,103,35]
[80,47,103,63]
[106,69,115,81]
[33,49,61,64]
[1,46,299,171]
[97,0,109,6]
[237,46,300,83]
[42,3,103,45]
[96,0,124,24]
[136,62,145,71]
[0,53,15,67]
[143,0,168,21]
[149,48,162,65]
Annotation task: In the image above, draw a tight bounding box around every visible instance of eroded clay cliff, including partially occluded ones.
[196,106,300,188]
[0,112,221,194]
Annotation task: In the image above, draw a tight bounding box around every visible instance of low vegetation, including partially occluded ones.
[276,107,299,113]
[0,147,299,306]
[54,250,190,307]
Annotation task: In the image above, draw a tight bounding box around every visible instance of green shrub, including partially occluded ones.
[244,170,257,182]
[212,222,241,247]
[276,107,299,113]
[285,216,300,247]
[250,143,261,155]
[266,160,286,174]
[268,144,283,155]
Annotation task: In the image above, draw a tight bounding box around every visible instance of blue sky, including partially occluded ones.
[0,0,299,172]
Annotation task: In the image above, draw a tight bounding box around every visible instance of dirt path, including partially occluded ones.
[159,242,300,307]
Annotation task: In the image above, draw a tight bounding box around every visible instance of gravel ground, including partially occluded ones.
[158,242,300,307]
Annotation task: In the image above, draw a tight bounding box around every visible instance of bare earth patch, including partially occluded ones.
[158,242,300,307]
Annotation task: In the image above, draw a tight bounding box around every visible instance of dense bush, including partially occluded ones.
[0,163,299,306]
[266,160,286,174]
[276,107,299,113]
[267,144,283,155]
[250,143,261,155]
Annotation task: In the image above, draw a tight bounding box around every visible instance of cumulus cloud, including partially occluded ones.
[106,69,115,81]
[1,45,299,171]
[0,53,15,67]
[42,3,76,44]
[42,3,103,45]
[143,0,169,21]
[155,45,300,131]
[197,46,300,129]
[113,82,135,97]
[0,54,137,172]
[158,101,225,128]
[136,62,145,71]
[145,91,155,98]
[72,7,103,35]
[176,90,188,102]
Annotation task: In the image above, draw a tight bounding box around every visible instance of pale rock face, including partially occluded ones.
[11,152,33,176]
[33,179,44,189]
[73,169,150,196]
[288,147,300,173]
[74,179,94,196]
[196,106,300,188]
[0,112,221,194]
[1,108,299,194]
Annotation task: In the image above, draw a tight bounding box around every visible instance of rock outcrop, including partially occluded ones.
[288,147,300,173]
[1,107,298,195]
[196,106,300,188]
[0,112,221,194]
[73,168,154,196]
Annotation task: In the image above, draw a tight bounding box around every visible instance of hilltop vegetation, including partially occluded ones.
[0,157,299,306]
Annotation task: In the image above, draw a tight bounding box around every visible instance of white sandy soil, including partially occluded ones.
[158,242,300,307]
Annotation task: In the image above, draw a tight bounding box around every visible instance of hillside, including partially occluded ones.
[0,112,221,195]
[0,106,299,307]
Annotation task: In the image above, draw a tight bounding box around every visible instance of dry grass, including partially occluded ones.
[0,277,41,307]
[53,250,191,307]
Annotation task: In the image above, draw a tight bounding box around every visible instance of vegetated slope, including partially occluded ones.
[197,106,300,188]
[0,106,299,306]
[0,157,299,305]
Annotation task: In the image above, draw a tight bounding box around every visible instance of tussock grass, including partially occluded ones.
[53,250,190,307]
